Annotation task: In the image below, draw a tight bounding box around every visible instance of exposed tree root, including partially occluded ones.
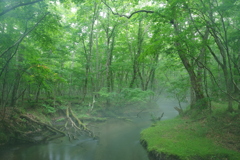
[0,106,96,145]
[63,106,95,141]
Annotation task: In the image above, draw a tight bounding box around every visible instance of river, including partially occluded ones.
[0,97,187,160]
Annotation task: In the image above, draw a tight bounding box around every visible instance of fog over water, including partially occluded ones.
[0,96,188,160]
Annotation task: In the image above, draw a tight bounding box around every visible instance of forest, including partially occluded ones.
[0,0,240,159]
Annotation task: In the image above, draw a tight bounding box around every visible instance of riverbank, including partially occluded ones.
[0,97,156,146]
[0,99,159,160]
[141,102,240,160]
[0,100,98,145]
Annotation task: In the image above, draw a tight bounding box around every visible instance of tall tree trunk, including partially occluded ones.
[81,3,99,102]
[129,20,143,89]
[173,20,207,109]
[35,82,42,103]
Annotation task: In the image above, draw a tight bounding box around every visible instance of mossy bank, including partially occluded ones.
[141,103,240,160]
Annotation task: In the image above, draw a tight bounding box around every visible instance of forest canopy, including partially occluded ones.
[1,0,240,112]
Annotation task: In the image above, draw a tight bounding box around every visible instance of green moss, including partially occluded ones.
[56,118,65,122]
[141,117,240,160]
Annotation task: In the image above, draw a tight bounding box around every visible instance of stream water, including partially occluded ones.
[0,97,187,160]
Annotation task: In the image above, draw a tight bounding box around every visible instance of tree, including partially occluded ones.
[0,0,51,108]
[101,0,240,111]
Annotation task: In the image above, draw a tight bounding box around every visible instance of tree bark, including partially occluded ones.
[173,20,207,109]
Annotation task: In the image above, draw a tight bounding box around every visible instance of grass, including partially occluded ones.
[141,102,240,160]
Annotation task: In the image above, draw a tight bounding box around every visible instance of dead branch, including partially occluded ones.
[157,112,164,121]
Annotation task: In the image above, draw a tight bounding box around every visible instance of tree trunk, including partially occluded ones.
[173,20,207,109]
[35,82,42,103]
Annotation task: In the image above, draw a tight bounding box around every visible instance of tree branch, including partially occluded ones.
[101,0,154,19]
[0,12,50,58]
[189,53,240,104]
[0,0,43,17]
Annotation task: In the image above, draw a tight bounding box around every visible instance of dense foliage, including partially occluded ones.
[1,0,240,112]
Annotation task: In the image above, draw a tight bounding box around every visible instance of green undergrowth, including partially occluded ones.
[141,102,240,160]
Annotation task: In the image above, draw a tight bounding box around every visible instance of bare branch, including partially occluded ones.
[101,0,154,19]
[0,0,43,17]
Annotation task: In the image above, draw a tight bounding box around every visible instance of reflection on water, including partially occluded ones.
[0,97,188,160]
[5,137,99,160]
[0,118,149,160]
[92,118,150,160]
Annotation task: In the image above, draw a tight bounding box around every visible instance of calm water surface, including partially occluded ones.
[0,97,186,160]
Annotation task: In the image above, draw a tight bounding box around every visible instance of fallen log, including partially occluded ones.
[20,114,65,136]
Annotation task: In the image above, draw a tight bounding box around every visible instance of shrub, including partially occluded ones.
[42,104,56,114]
